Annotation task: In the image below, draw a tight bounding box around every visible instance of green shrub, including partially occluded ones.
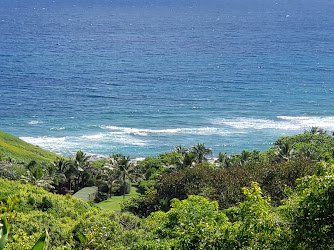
[135,184,291,250]
[72,210,144,249]
[123,157,318,217]
[230,182,289,249]
[285,162,334,249]
[134,195,229,249]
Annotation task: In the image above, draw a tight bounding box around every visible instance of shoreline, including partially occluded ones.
[88,153,217,164]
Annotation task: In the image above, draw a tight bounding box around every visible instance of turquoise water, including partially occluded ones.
[1,0,334,157]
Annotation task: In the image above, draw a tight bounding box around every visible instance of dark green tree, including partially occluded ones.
[275,142,295,161]
[191,143,212,164]
[174,145,188,156]
[109,154,142,199]
[66,151,91,191]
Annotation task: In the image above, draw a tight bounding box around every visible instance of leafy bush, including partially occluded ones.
[227,182,289,249]
[134,195,229,249]
[134,185,290,250]
[284,162,334,249]
[0,179,92,247]
[121,190,159,217]
[123,158,318,217]
[72,210,145,249]
[113,180,131,196]
[274,130,334,161]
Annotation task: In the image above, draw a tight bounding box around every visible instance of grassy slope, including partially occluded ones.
[96,186,139,211]
[0,130,60,163]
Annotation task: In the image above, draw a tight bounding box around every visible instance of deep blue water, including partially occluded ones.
[1,0,334,157]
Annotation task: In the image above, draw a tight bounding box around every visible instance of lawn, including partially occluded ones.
[96,186,138,211]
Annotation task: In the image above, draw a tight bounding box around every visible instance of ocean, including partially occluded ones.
[1,0,334,158]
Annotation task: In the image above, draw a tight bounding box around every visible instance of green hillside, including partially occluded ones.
[0,130,59,163]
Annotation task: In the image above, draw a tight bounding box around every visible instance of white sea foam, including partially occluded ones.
[277,116,334,131]
[210,116,334,131]
[50,127,65,131]
[210,117,293,130]
[101,125,182,136]
[182,127,245,136]
[100,125,243,136]
[81,133,104,140]
[28,120,43,125]
[21,136,66,144]
[20,132,148,155]
[20,136,79,155]
[110,135,148,146]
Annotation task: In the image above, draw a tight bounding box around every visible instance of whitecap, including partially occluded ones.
[210,116,334,131]
[210,117,294,130]
[21,136,66,144]
[20,136,79,156]
[101,125,244,137]
[101,125,182,136]
[277,116,334,131]
[50,127,65,131]
[182,127,246,136]
[81,133,104,140]
[111,135,148,146]
[28,120,43,125]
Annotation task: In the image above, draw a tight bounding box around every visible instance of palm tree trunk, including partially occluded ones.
[123,172,126,200]
[123,184,125,199]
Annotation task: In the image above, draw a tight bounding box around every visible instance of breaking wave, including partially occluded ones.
[210,116,334,131]
[100,125,244,136]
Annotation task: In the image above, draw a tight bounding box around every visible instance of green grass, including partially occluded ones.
[96,186,139,211]
[0,130,60,164]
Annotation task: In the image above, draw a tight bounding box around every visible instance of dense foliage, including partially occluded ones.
[0,178,144,249]
[1,128,334,249]
[123,128,334,216]
[122,158,318,216]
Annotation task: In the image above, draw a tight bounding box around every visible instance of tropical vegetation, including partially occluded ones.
[1,127,334,249]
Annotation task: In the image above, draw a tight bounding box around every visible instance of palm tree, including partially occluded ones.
[49,158,70,192]
[239,150,252,166]
[71,150,90,172]
[297,145,318,161]
[191,143,212,164]
[306,127,327,135]
[181,151,196,168]
[20,161,54,190]
[66,151,91,192]
[215,152,230,168]
[0,159,21,180]
[174,145,188,156]
[108,154,142,199]
[101,164,117,197]
[21,169,54,190]
[174,145,195,169]
[275,142,295,161]
[52,158,70,174]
